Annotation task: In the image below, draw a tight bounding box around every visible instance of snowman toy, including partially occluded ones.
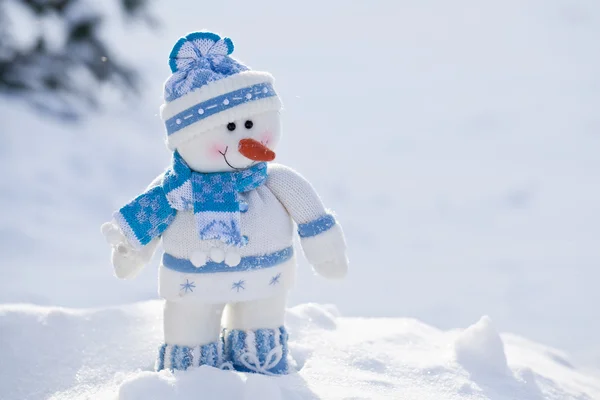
[101,31,348,375]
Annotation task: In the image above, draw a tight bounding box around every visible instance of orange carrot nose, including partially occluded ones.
[238,138,276,162]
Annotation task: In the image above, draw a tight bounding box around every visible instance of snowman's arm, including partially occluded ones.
[102,173,166,279]
[266,164,348,279]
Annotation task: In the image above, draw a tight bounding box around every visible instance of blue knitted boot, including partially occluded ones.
[223,326,290,375]
[155,340,228,371]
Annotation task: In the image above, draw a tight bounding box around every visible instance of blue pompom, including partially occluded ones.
[168,31,235,73]
[164,31,249,102]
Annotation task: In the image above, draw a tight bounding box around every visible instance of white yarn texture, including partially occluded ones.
[110,163,346,303]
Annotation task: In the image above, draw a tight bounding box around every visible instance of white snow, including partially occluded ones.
[2,0,600,398]
[1,302,599,400]
[454,316,509,376]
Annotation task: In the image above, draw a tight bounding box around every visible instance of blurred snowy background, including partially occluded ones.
[1,0,599,385]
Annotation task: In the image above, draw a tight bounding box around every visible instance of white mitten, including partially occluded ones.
[300,224,349,280]
[101,221,154,279]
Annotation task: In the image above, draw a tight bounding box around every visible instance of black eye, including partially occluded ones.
[244,120,253,129]
[227,122,236,131]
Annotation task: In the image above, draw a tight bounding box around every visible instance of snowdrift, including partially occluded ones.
[1,302,598,400]
[2,1,600,364]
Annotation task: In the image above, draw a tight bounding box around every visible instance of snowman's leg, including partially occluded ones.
[156,300,226,371]
[222,291,290,375]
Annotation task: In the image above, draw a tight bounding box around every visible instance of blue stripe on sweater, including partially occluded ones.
[297,214,336,238]
[165,82,277,136]
[162,246,293,273]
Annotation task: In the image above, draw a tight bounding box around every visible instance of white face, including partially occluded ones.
[176,110,281,172]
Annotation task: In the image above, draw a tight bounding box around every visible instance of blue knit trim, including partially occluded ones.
[186,31,222,44]
[278,326,289,374]
[181,347,192,370]
[200,343,208,365]
[168,37,189,73]
[180,33,233,55]
[256,329,269,365]
[162,246,293,274]
[227,329,246,364]
[165,82,277,136]
[156,344,167,371]
[156,341,222,371]
[297,214,336,238]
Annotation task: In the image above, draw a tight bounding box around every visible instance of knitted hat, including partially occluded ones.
[160,31,282,150]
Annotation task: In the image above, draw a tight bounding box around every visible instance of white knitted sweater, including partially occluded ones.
[137,163,341,304]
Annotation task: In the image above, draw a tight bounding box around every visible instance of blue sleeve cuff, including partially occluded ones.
[298,214,336,238]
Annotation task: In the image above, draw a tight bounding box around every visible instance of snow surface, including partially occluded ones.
[1,0,600,398]
[1,302,599,400]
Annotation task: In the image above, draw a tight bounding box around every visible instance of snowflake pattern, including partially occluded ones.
[150,198,161,211]
[180,196,194,210]
[180,279,196,293]
[135,210,147,223]
[231,280,245,292]
[269,273,281,286]
[213,193,225,203]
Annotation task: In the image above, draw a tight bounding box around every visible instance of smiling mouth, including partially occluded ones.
[218,146,255,170]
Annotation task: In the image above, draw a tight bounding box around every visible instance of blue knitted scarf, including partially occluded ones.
[115,152,267,248]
